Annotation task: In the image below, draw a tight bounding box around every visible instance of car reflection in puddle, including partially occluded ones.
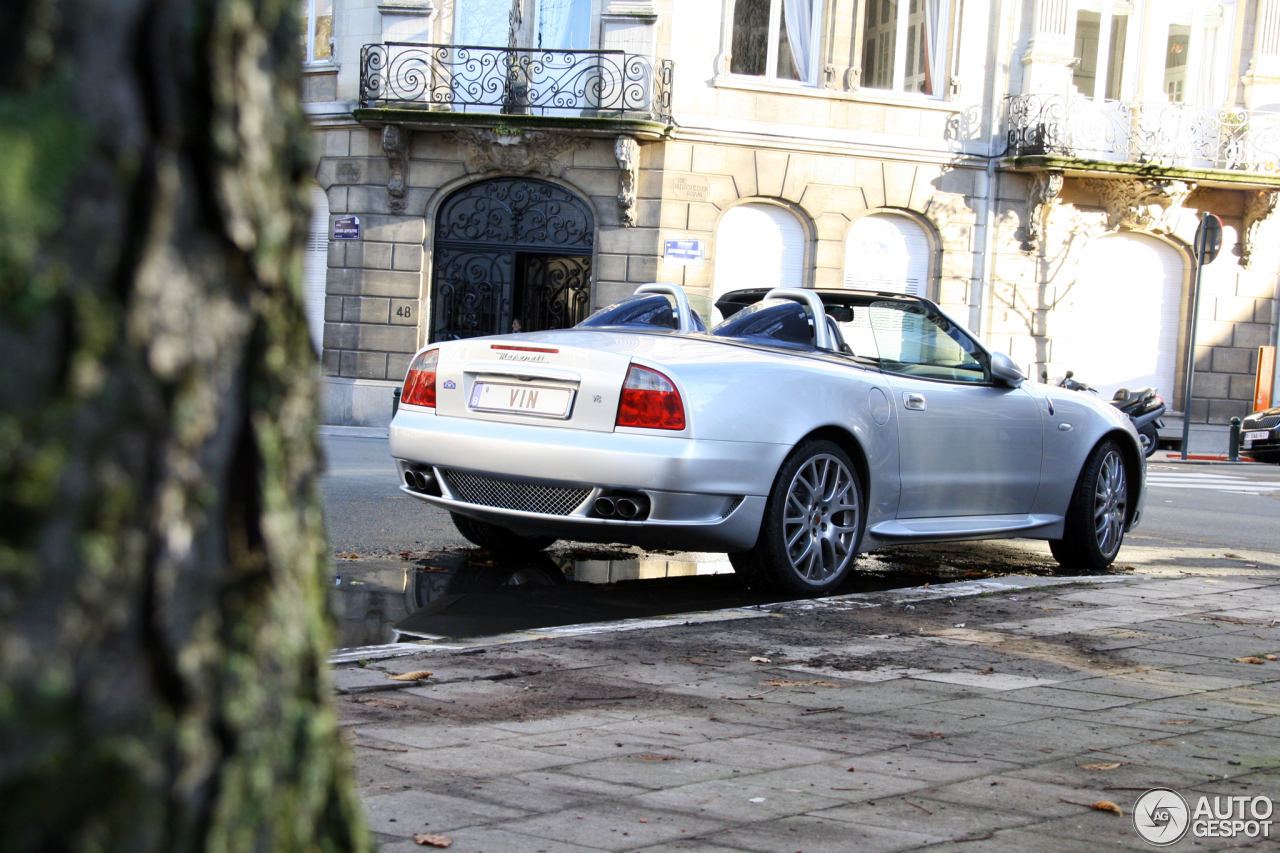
[329,540,1065,650]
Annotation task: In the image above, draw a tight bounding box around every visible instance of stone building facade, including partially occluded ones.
[300,0,1280,452]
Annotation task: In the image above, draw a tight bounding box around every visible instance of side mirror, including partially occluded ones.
[990,352,1024,388]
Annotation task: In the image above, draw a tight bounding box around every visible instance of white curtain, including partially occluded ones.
[538,0,590,50]
[922,0,947,96]
[783,0,814,83]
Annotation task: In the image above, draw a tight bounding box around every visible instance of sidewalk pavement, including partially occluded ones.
[334,573,1280,852]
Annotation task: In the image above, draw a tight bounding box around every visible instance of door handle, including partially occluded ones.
[903,392,926,411]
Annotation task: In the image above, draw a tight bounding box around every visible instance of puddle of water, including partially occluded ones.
[328,541,1067,650]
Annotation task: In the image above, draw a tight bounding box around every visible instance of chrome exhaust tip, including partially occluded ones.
[594,497,616,517]
[615,498,639,519]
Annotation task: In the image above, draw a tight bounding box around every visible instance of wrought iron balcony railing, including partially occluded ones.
[360,43,673,122]
[1006,93,1280,174]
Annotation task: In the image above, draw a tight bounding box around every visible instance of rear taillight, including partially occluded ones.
[616,365,685,430]
[402,349,438,408]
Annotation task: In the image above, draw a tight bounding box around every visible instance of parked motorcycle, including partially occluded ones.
[1047,371,1165,458]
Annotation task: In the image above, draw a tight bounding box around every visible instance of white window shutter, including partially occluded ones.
[303,185,330,357]
[1068,233,1184,401]
[843,214,930,296]
[713,203,806,312]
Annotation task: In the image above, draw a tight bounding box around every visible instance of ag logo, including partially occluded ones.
[1134,788,1190,845]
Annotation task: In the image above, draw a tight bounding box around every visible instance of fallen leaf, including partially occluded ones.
[386,670,433,681]
[413,834,452,847]
[1079,762,1125,771]
[1060,798,1123,816]
[910,732,946,740]
[1235,657,1266,665]
[637,754,677,761]
[1145,740,1174,747]
[761,680,841,688]
[684,658,707,664]
[1160,719,1195,725]
[1267,655,1278,661]
[979,668,994,674]
[749,656,772,663]
[638,819,648,823]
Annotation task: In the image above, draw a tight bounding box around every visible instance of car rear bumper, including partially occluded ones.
[388,407,788,551]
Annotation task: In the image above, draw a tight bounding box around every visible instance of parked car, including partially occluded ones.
[389,284,1146,593]
[1242,407,1280,463]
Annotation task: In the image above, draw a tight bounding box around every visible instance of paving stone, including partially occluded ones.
[376,827,612,853]
[360,787,529,837]
[1003,753,1219,793]
[920,718,1143,766]
[907,827,1122,852]
[921,696,1064,725]
[561,754,749,790]
[812,794,1037,839]
[726,761,932,802]
[684,813,945,853]
[1105,669,1259,692]
[390,740,583,775]
[429,769,650,815]
[924,774,1119,819]
[676,735,846,769]
[1022,812,1153,851]
[630,777,847,822]
[990,685,1144,712]
[1051,675,1202,701]
[501,803,727,852]
[497,728,696,762]
[828,746,1020,785]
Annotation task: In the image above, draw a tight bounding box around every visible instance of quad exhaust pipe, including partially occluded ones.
[403,468,441,496]
[593,493,648,520]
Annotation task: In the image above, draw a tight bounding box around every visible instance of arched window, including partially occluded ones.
[302,183,330,356]
[843,213,930,296]
[712,203,806,319]
[1067,233,1184,401]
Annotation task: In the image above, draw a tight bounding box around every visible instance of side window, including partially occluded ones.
[866,301,987,383]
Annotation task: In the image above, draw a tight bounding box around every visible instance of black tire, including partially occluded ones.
[449,512,556,553]
[732,440,863,594]
[1049,439,1129,571]
[1137,425,1159,458]
[1248,450,1280,464]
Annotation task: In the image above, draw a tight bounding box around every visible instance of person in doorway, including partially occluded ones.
[511,318,522,333]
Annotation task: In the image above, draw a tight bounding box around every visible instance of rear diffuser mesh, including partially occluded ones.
[441,469,590,516]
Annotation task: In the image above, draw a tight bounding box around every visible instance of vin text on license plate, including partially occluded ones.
[469,382,573,418]
[1245,430,1270,441]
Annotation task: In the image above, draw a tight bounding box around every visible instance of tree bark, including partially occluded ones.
[0,1,370,850]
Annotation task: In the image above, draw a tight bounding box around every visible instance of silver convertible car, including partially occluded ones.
[389,284,1145,593]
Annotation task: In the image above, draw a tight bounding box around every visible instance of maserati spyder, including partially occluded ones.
[388,284,1145,593]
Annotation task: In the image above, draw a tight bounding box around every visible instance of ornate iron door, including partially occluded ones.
[517,255,592,332]
[431,178,594,342]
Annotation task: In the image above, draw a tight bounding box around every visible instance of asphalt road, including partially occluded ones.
[318,433,1280,647]
[320,433,1280,561]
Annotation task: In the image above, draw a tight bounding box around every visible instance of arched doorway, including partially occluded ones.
[431,178,594,341]
[843,213,931,296]
[712,203,806,321]
[302,182,330,356]
[1067,232,1185,401]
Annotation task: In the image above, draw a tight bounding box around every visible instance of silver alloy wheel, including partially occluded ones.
[781,453,859,583]
[1092,449,1127,556]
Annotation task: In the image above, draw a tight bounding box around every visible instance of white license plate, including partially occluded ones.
[469,381,573,418]
[1245,430,1270,441]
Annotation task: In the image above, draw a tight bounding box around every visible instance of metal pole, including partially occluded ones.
[1180,214,1208,460]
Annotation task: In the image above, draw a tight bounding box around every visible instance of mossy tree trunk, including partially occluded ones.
[0,1,370,850]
